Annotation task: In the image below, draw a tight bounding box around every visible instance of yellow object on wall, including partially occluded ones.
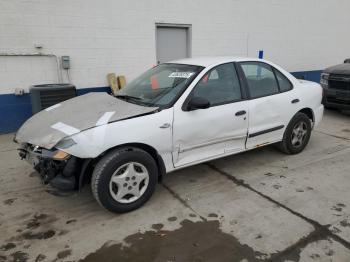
[107,73,118,96]
[117,75,126,89]
[107,74,126,95]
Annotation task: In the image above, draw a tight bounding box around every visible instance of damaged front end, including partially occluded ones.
[18,143,82,191]
[14,92,159,193]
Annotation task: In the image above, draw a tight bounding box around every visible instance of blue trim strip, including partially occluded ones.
[0,94,32,134]
[291,70,322,83]
[0,69,323,134]
[76,86,110,95]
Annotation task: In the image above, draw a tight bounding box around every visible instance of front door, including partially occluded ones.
[172,63,248,167]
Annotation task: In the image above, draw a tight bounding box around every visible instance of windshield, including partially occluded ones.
[116,64,203,108]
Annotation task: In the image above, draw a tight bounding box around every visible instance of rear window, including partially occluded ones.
[275,69,293,92]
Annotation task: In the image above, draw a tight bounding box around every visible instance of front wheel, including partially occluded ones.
[277,112,312,155]
[91,147,158,213]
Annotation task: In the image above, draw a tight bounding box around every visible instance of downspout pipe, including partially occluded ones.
[0,53,63,83]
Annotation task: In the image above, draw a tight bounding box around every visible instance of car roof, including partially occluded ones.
[167,56,264,67]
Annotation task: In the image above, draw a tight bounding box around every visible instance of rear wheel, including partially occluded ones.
[277,112,312,155]
[91,147,158,213]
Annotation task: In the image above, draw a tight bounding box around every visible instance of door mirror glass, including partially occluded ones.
[187,97,210,111]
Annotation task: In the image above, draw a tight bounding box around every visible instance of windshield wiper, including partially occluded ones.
[115,95,142,101]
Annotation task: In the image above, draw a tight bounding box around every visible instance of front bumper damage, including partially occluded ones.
[18,143,81,191]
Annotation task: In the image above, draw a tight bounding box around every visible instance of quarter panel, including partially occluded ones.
[295,80,324,127]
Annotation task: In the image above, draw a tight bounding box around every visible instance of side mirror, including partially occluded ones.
[344,58,350,64]
[186,97,210,111]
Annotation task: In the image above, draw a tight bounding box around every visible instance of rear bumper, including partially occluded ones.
[18,144,80,191]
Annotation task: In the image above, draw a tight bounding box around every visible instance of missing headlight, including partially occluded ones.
[55,138,77,149]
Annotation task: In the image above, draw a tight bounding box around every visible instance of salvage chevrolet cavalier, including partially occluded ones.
[15,57,324,213]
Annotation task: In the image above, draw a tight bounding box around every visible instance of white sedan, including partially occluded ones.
[15,57,324,213]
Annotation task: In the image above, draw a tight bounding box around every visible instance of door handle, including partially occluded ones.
[159,123,171,129]
[235,110,246,116]
[291,99,300,104]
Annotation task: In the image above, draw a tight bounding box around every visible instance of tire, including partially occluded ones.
[277,112,312,155]
[91,147,158,213]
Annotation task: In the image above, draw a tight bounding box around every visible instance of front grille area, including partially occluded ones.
[328,74,350,90]
[327,97,350,105]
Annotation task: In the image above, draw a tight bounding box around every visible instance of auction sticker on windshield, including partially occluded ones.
[168,72,194,78]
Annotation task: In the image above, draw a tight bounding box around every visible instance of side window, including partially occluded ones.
[192,63,242,106]
[275,69,293,92]
[240,62,279,98]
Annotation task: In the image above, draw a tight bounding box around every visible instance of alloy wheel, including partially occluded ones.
[291,121,308,148]
[109,162,149,204]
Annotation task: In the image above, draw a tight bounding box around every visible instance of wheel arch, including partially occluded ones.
[78,142,166,189]
[278,108,314,155]
[298,107,314,123]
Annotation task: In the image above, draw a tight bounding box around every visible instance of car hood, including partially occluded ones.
[15,92,158,149]
[324,63,350,75]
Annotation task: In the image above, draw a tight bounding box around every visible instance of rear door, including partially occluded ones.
[172,63,249,167]
[238,62,294,148]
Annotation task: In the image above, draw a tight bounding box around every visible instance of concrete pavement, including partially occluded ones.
[0,109,349,262]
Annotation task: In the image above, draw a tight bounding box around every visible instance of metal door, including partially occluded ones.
[156,26,189,64]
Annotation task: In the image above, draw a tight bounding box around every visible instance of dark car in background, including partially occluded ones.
[321,59,350,112]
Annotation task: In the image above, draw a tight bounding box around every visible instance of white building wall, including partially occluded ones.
[0,0,349,94]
